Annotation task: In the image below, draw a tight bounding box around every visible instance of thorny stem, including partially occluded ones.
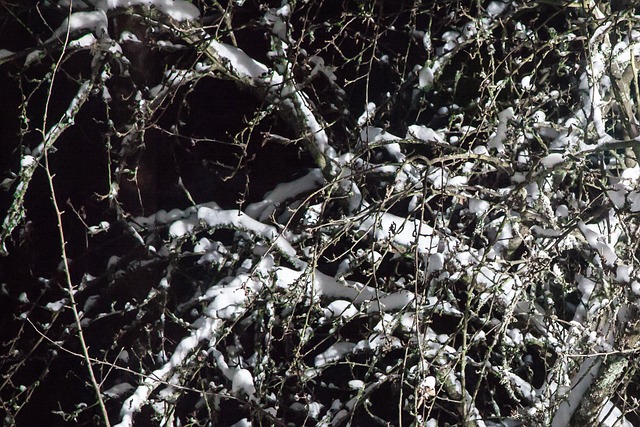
[43,153,112,427]
[38,5,112,426]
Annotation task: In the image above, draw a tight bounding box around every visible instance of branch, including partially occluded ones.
[166,18,340,179]
[0,80,94,256]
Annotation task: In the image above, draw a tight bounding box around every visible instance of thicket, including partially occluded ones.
[2,0,640,426]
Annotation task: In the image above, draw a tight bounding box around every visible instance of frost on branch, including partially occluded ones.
[2,1,640,426]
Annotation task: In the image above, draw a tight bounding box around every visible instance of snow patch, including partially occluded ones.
[47,10,108,42]
[94,0,200,21]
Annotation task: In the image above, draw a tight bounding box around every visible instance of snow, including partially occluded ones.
[314,342,356,366]
[348,380,364,390]
[168,205,303,268]
[486,1,509,17]
[199,37,337,171]
[47,10,108,42]
[206,288,246,319]
[246,169,323,220]
[550,357,602,427]
[228,419,251,427]
[309,56,337,82]
[530,226,562,238]
[421,375,436,391]
[359,127,405,160]
[148,69,196,98]
[69,33,98,48]
[418,65,434,89]
[154,0,200,21]
[540,153,564,169]
[462,22,477,39]
[209,40,272,80]
[0,49,14,59]
[632,281,640,296]
[119,31,140,43]
[103,382,135,399]
[324,300,358,320]
[168,218,197,238]
[199,207,300,264]
[577,220,618,267]
[422,32,432,51]
[615,265,631,283]
[455,251,475,266]
[357,102,377,126]
[426,253,445,273]
[232,369,256,397]
[115,265,265,426]
[100,85,112,103]
[273,264,416,312]
[577,274,596,304]
[441,30,460,53]
[469,198,490,216]
[520,75,534,91]
[506,328,523,346]
[488,107,514,152]
[629,192,640,212]
[598,400,634,427]
[194,238,228,266]
[92,0,200,21]
[358,212,439,255]
[30,2,640,425]
[20,155,36,168]
[275,4,291,17]
[474,262,518,302]
[407,124,445,144]
[46,299,67,312]
[426,166,449,189]
[555,204,569,218]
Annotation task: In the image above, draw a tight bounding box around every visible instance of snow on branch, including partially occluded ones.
[1,79,94,255]
[245,168,325,221]
[92,0,200,22]
[170,20,340,178]
[114,271,260,427]
[165,205,304,270]
[8,0,640,425]
[115,226,421,425]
